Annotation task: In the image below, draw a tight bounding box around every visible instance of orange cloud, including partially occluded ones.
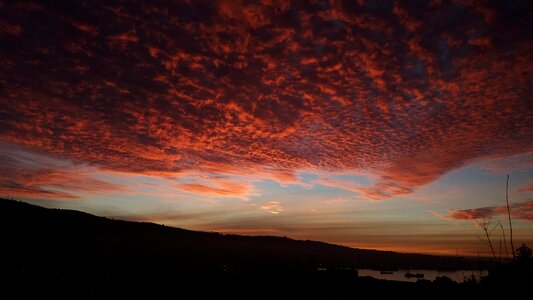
[322,198,350,205]
[0,143,128,199]
[445,201,533,221]
[0,0,531,200]
[313,177,362,193]
[0,166,124,200]
[176,177,252,199]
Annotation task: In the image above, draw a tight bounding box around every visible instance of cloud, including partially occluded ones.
[517,183,533,194]
[0,180,80,200]
[0,166,121,200]
[0,21,22,36]
[477,154,533,174]
[312,177,363,193]
[259,201,283,214]
[322,198,350,205]
[443,201,533,221]
[0,1,531,199]
[0,143,129,199]
[176,178,252,199]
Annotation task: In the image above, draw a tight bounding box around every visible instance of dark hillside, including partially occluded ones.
[0,199,492,298]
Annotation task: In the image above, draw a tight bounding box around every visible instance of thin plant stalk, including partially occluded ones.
[506,175,514,255]
[498,221,509,259]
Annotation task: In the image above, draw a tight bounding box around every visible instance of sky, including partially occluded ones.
[0,0,532,256]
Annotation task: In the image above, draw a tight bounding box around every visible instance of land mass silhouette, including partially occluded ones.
[1,198,526,298]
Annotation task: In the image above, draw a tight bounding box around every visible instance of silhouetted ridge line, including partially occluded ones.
[0,198,501,297]
[0,198,484,268]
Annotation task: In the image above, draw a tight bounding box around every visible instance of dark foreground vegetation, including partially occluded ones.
[0,199,530,298]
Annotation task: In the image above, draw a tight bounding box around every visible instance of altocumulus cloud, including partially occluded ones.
[0,0,532,200]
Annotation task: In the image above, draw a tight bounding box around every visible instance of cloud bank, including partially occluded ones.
[0,0,532,199]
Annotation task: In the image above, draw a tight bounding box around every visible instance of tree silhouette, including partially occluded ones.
[513,244,532,262]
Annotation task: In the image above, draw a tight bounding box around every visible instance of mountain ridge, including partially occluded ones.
[0,198,485,270]
[0,198,497,298]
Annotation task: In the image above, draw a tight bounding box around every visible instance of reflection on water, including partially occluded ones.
[357,269,488,283]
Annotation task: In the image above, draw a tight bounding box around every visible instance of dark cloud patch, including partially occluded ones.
[447,201,533,221]
[0,0,532,199]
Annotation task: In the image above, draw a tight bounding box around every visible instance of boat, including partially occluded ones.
[380,270,393,274]
[404,272,424,278]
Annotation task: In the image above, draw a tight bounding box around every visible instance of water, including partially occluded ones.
[357,269,488,283]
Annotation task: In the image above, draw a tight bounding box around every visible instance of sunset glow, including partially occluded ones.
[1,0,532,256]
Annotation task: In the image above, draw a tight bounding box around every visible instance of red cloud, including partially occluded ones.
[0,1,532,199]
[176,178,252,198]
[0,166,125,200]
[446,201,533,221]
[0,144,128,199]
[0,182,80,200]
[0,21,22,36]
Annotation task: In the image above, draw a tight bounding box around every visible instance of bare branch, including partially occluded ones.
[476,216,497,260]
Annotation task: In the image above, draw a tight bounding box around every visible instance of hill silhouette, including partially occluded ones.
[0,199,494,297]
